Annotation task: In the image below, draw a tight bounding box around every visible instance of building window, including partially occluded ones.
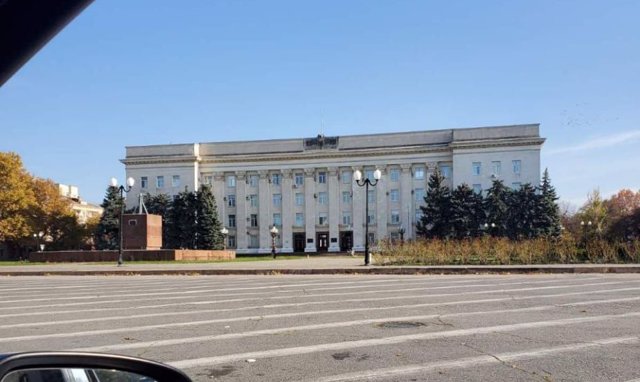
[250,214,258,227]
[249,235,259,248]
[512,182,522,189]
[440,165,451,179]
[391,210,400,224]
[156,176,164,188]
[318,192,328,205]
[228,214,236,228]
[342,212,352,225]
[367,190,376,205]
[295,193,304,206]
[249,175,259,187]
[318,171,327,183]
[273,213,282,226]
[342,191,352,204]
[172,175,180,187]
[295,213,304,226]
[414,167,425,180]
[473,184,482,194]
[367,212,375,225]
[365,170,375,180]
[250,194,258,208]
[415,211,422,224]
[228,235,236,249]
[203,175,212,185]
[271,173,281,185]
[390,168,400,182]
[472,162,481,176]
[227,175,236,188]
[513,160,521,175]
[227,195,236,207]
[295,173,304,186]
[491,161,501,177]
[273,193,282,207]
[141,177,148,189]
[318,213,328,226]
[389,189,399,202]
[414,188,425,203]
[341,170,351,184]
[367,232,376,245]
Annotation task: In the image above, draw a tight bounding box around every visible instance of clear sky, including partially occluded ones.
[1,0,638,207]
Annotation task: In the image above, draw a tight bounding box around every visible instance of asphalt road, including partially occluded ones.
[0,274,639,381]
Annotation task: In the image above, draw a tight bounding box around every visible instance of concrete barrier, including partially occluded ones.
[28,249,235,263]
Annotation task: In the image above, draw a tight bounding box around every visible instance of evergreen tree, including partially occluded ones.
[417,169,452,239]
[94,186,124,250]
[195,185,223,249]
[450,184,485,238]
[143,193,172,248]
[507,183,539,239]
[537,168,562,237]
[167,188,197,249]
[484,180,511,237]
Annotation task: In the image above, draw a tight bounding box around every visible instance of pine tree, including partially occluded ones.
[167,188,197,249]
[450,184,485,238]
[195,184,223,249]
[94,186,124,250]
[484,180,511,237]
[537,168,562,237]
[507,183,539,239]
[417,169,452,239]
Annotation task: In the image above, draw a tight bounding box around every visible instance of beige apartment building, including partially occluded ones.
[121,124,544,254]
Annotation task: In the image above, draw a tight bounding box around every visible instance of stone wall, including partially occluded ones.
[29,250,236,263]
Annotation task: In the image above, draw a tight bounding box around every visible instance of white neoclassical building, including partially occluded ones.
[121,124,544,254]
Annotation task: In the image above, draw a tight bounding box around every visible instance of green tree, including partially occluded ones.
[417,169,452,239]
[507,183,539,239]
[142,193,173,248]
[167,188,197,249]
[450,184,485,238]
[537,168,562,237]
[94,186,124,250]
[484,180,511,237]
[195,185,223,249]
[578,189,607,239]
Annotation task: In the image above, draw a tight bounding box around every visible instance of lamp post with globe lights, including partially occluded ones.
[220,227,229,250]
[270,225,279,259]
[353,168,381,266]
[110,177,135,266]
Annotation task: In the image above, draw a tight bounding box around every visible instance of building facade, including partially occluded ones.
[121,124,545,254]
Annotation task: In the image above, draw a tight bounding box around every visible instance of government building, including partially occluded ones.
[121,124,545,254]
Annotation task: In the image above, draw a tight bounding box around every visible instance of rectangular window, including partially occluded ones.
[318,213,328,226]
[227,195,236,207]
[367,232,376,245]
[414,188,425,203]
[512,182,522,189]
[250,214,258,227]
[172,175,180,187]
[204,175,212,185]
[472,162,481,176]
[391,210,400,224]
[295,213,304,226]
[440,165,452,179]
[295,173,304,186]
[473,184,482,194]
[141,177,148,189]
[342,191,352,204]
[273,213,282,226]
[368,190,376,205]
[318,192,328,205]
[414,167,425,180]
[491,161,502,177]
[342,212,352,225]
[341,170,351,184]
[228,235,236,249]
[415,211,422,223]
[390,168,400,182]
[365,170,375,180]
[249,175,259,187]
[513,160,521,175]
[249,235,259,248]
[295,193,304,206]
[318,171,327,183]
[227,175,236,188]
[389,189,399,202]
[271,173,281,185]
[367,212,376,225]
[228,214,236,228]
[156,176,164,188]
[272,193,282,207]
[250,194,258,208]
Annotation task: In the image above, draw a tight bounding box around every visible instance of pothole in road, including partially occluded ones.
[375,321,427,329]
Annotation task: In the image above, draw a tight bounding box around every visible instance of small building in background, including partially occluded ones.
[58,184,103,224]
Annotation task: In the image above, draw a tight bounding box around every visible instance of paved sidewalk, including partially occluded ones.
[1,256,639,275]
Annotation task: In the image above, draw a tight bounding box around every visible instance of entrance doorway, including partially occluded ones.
[316,232,329,252]
[340,231,353,251]
[293,233,305,252]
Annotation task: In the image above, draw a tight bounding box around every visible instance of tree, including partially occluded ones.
[578,189,608,239]
[195,185,223,249]
[30,178,78,244]
[450,184,485,239]
[417,169,452,239]
[143,193,173,248]
[484,180,511,237]
[537,169,562,237]
[507,183,539,239]
[0,152,35,243]
[167,188,197,249]
[94,186,124,250]
[605,189,640,240]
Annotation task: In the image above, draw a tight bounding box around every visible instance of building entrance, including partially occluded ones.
[293,233,306,252]
[316,232,329,252]
[340,231,353,251]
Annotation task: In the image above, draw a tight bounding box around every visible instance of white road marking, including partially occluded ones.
[305,336,640,382]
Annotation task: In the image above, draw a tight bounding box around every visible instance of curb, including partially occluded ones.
[1,266,640,276]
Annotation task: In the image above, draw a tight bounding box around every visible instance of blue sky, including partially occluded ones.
[1,0,638,207]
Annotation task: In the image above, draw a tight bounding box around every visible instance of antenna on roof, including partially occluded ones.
[138,193,149,214]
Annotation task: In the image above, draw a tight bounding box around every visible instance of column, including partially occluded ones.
[400,164,412,240]
[352,166,365,252]
[281,169,294,253]
[304,168,317,253]
[327,167,340,252]
[258,170,271,253]
[235,171,248,252]
[375,165,388,244]
[212,172,225,226]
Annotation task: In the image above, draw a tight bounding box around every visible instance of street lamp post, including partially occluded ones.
[398,225,405,246]
[353,168,381,266]
[111,177,135,266]
[32,231,44,252]
[270,226,279,259]
[220,227,229,250]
